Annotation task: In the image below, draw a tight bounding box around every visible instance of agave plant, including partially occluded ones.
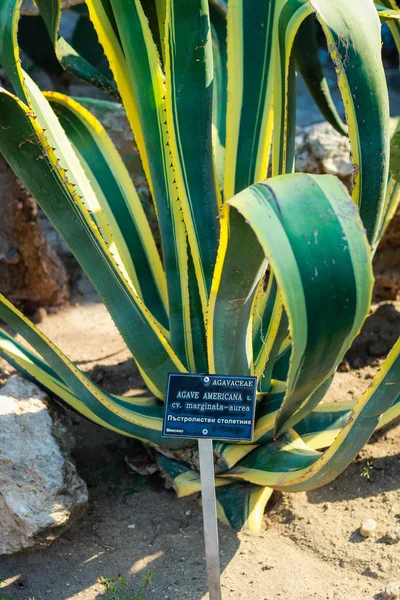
[0,0,399,531]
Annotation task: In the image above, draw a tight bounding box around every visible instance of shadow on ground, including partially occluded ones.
[344,303,400,369]
[305,450,400,506]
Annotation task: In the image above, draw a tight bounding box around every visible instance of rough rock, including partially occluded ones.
[0,154,69,312]
[384,526,400,545]
[0,376,88,555]
[359,518,377,537]
[295,122,352,189]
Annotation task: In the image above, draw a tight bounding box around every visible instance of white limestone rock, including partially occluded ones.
[0,376,88,555]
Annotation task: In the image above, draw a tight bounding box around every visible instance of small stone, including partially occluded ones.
[127,524,136,529]
[185,510,192,516]
[384,527,400,545]
[363,567,379,579]
[381,582,400,599]
[360,518,377,537]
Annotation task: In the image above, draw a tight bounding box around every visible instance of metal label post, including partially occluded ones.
[198,437,222,600]
[162,373,257,600]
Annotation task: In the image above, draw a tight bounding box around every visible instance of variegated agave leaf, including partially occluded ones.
[0,0,398,531]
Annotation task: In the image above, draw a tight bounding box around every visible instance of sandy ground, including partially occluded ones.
[0,274,399,600]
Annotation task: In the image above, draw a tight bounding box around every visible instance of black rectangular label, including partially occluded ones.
[162,373,257,441]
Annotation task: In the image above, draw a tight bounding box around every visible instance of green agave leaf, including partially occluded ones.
[366,118,400,249]
[0,89,185,397]
[375,122,400,242]
[215,482,273,531]
[252,273,277,354]
[252,273,289,391]
[256,312,289,394]
[221,0,312,194]
[272,0,312,176]
[311,0,390,248]
[0,327,160,415]
[208,173,373,437]
[284,57,298,174]
[165,0,221,308]
[34,0,121,99]
[271,339,291,382]
[157,454,231,497]
[294,400,358,450]
[376,4,400,20]
[68,97,149,193]
[224,0,278,198]
[214,377,334,471]
[378,175,400,243]
[30,0,59,43]
[154,0,167,57]
[87,0,195,369]
[256,377,332,443]
[0,0,26,100]
[251,278,291,396]
[56,37,121,100]
[375,0,400,42]
[140,0,166,63]
[210,1,228,192]
[0,309,189,450]
[266,0,390,246]
[223,339,400,491]
[375,2,400,89]
[47,92,169,330]
[188,250,209,373]
[158,452,274,531]
[293,14,347,135]
[208,207,266,377]
[213,381,285,470]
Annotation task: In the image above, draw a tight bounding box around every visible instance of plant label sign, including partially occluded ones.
[162,373,257,441]
[162,373,257,600]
